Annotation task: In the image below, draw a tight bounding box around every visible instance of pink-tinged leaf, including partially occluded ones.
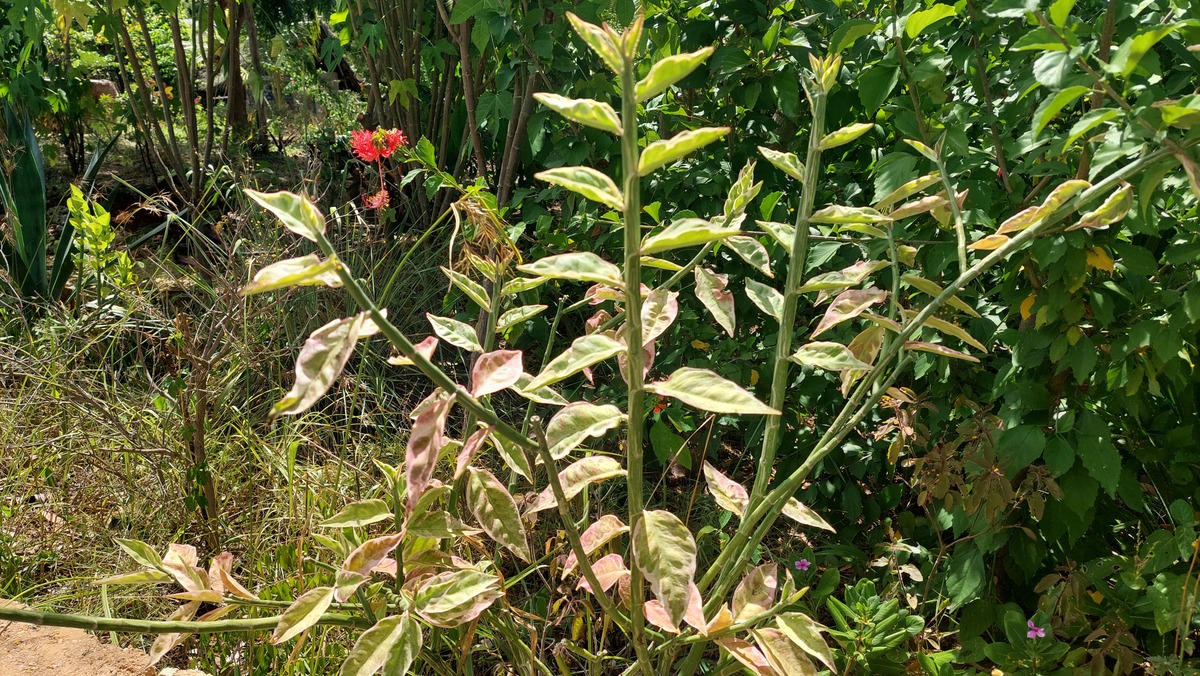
[648,368,778,415]
[796,260,889,294]
[342,534,404,580]
[644,599,682,633]
[271,312,382,422]
[904,341,981,362]
[455,426,493,479]
[545,402,624,460]
[584,284,623,305]
[406,389,453,512]
[641,288,680,345]
[563,515,628,576]
[840,326,885,396]
[733,563,778,622]
[703,462,749,516]
[387,335,438,366]
[875,172,942,211]
[147,601,200,666]
[632,510,697,628]
[215,566,258,600]
[471,350,523,397]
[585,309,612,333]
[901,310,987,352]
[466,467,531,561]
[775,612,837,672]
[753,627,819,676]
[162,543,207,593]
[862,312,904,333]
[577,553,630,594]
[207,552,233,596]
[890,194,948,220]
[271,587,336,644]
[526,456,626,514]
[165,590,223,603]
[704,604,734,636]
[616,339,655,384]
[995,205,1048,235]
[338,613,422,676]
[812,288,887,337]
[782,498,835,532]
[694,267,735,337]
[371,558,397,578]
[334,570,368,604]
[413,569,503,628]
[717,637,775,675]
[683,581,706,631]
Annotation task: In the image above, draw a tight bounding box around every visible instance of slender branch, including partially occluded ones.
[0,605,370,634]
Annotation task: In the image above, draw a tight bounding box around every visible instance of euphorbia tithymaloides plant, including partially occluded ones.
[85,13,1167,676]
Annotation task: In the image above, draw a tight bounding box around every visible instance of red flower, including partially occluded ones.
[364,189,390,210]
[350,128,408,163]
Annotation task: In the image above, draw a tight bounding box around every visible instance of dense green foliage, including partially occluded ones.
[1,0,1199,674]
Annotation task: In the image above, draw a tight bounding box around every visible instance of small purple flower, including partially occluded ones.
[795,559,811,571]
[1026,619,1045,639]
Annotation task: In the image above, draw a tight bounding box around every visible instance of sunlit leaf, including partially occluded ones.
[441,267,491,310]
[641,288,680,345]
[466,467,531,561]
[527,333,624,390]
[545,402,624,459]
[733,563,778,622]
[636,47,714,102]
[782,498,835,531]
[693,267,736,336]
[564,12,623,74]
[563,515,629,576]
[406,389,453,510]
[905,4,957,38]
[147,601,199,666]
[517,252,622,287]
[526,456,626,513]
[242,254,342,296]
[758,146,805,182]
[810,205,891,224]
[818,122,874,150]
[969,234,1010,250]
[791,341,874,372]
[874,171,941,211]
[904,340,980,362]
[642,218,741,254]
[639,127,730,176]
[632,510,697,628]
[535,166,623,210]
[775,613,837,672]
[271,587,335,643]
[754,627,819,675]
[245,189,326,242]
[320,499,393,528]
[95,569,173,585]
[501,276,549,296]
[812,288,888,337]
[497,304,548,332]
[576,553,629,594]
[724,235,773,277]
[900,274,980,317]
[513,372,571,406]
[901,310,987,352]
[718,637,773,675]
[648,367,778,415]
[756,220,796,253]
[413,569,504,628]
[115,538,165,570]
[703,462,749,516]
[533,93,622,135]
[427,314,483,352]
[796,260,888,294]
[271,312,381,421]
[1069,184,1132,231]
[338,613,421,676]
[386,335,438,366]
[744,278,783,322]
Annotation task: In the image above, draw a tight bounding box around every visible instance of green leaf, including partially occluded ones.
[271,587,336,643]
[95,569,174,586]
[874,173,941,211]
[984,0,1038,18]
[997,424,1047,472]
[338,613,421,676]
[271,313,382,422]
[466,467,531,561]
[517,252,622,286]
[1049,0,1075,25]
[946,546,985,608]
[745,278,784,322]
[526,457,626,514]
[527,333,624,390]
[545,402,624,459]
[635,47,714,102]
[829,19,877,54]
[642,218,741,254]
[812,288,888,337]
[648,368,778,415]
[650,420,689,468]
[565,12,623,75]
[724,236,773,277]
[810,205,891,224]
[242,255,342,296]
[413,569,504,628]
[905,4,958,38]
[535,167,623,210]
[427,313,483,352]
[756,220,796,253]
[500,276,548,296]
[632,510,697,628]
[442,267,491,310]
[776,613,836,672]
[1033,50,1075,89]
[819,123,875,151]
[244,189,325,242]
[694,267,735,337]
[532,93,622,135]
[449,0,501,24]
[758,146,805,182]
[320,499,393,528]
[791,341,874,372]
[797,261,888,294]
[639,127,730,176]
[900,274,981,317]
[115,538,165,570]
[1108,24,1181,77]
[497,304,548,332]
[903,139,939,162]
[1034,86,1090,138]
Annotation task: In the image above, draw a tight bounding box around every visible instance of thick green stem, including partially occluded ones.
[618,49,652,674]
[749,86,827,505]
[0,605,370,634]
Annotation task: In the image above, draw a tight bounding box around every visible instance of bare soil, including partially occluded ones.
[0,600,152,676]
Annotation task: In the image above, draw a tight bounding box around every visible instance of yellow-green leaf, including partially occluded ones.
[244,189,325,242]
[241,254,342,296]
[636,47,714,102]
[810,205,891,224]
[533,93,621,135]
[639,127,730,176]
[564,13,623,74]
[758,146,805,182]
[517,252,622,286]
[528,333,624,390]
[271,587,336,643]
[648,367,778,415]
[535,166,623,210]
[442,267,491,310]
[818,122,874,151]
[642,217,741,254]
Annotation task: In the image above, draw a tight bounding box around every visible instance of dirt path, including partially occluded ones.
[0,600,152,676]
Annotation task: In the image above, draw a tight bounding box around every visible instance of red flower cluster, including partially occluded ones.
[364,189,390,210]
[350,128,407,163]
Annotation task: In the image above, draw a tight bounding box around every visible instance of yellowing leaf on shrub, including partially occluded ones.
[818,122,874,151]
[1020,294,1037,320]
[412,569,504,628]
[562,515,628,577]
[271,587,336,643]
[1087,246,1115,273]
[758,146,805,182]
[812,288,888,337]
[703,462,749,516]
[1069,184,1132,231]
[271,312,384,422]
[969,234,1010,250]
[691,339,710,350]
[245,189,326,242]
[733,563,778,621]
